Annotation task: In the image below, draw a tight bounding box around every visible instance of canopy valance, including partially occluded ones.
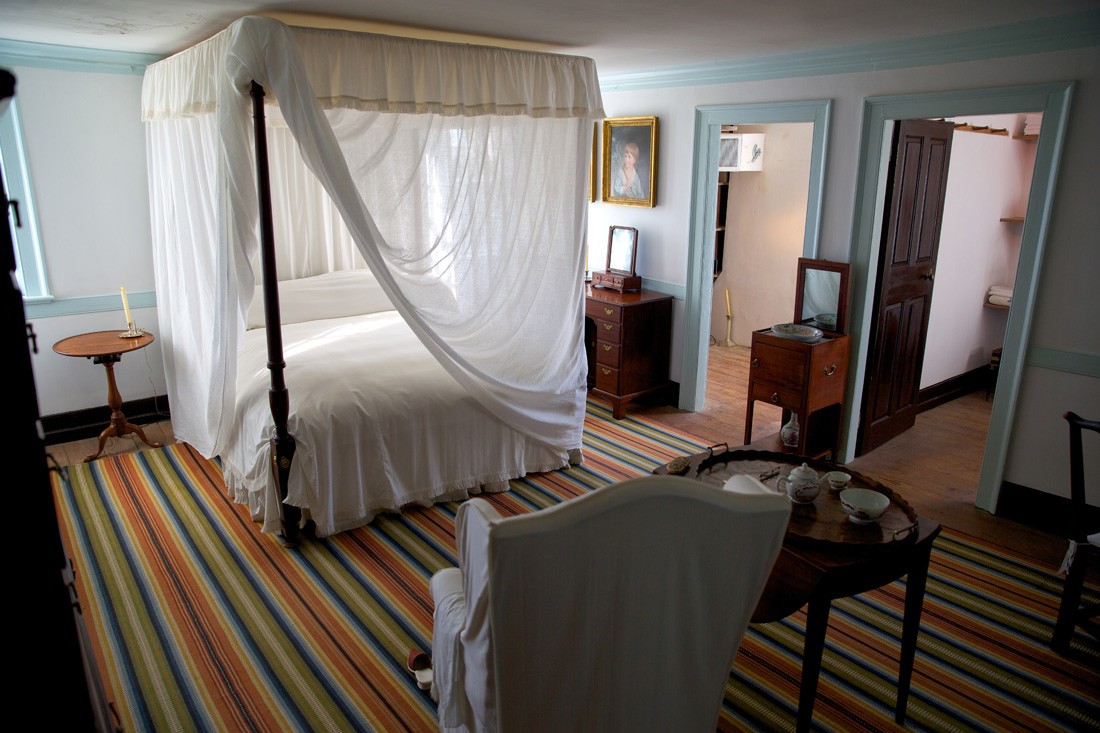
[141,17,604,121]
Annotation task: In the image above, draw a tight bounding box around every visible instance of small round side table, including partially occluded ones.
[53,329,163,462]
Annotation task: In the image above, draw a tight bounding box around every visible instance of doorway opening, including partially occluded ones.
[681,99,831,415]
[684,83,1071,514]
[844,82,1073,513]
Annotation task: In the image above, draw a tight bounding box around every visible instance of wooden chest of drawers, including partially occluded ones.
[743,328,851,458]
[585,285,672,419]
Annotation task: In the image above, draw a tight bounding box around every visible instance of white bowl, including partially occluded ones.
[839,488,890,524]
[823,471,850,491]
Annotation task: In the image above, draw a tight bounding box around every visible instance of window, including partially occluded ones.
[1,99,49,301]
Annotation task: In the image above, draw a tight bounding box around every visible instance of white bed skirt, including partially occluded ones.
[222,310,573,537]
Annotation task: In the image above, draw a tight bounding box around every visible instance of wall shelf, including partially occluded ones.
[999,216,1025,223]
[983,302,1010,310]
[1012,134,1038,142]
[935,119,1009,136]
[955,123,1008,136]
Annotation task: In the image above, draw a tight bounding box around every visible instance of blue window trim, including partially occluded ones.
[1,98,49,300]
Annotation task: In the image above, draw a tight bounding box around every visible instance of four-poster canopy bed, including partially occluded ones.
[142,17,605,545]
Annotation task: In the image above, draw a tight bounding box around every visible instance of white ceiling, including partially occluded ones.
[1,0,1097,74]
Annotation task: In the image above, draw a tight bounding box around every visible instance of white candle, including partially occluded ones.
[120,286,133,326]
[725,288,731,318]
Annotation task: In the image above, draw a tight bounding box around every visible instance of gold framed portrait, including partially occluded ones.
[601,116,658,208]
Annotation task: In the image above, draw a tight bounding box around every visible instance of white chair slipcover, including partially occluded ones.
[430,475,792,732]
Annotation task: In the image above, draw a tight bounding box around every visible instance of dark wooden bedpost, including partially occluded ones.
[250,81,301,547]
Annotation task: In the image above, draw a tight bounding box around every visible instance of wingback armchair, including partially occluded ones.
[429,474,791,732]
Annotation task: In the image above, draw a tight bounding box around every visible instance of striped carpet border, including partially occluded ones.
[52,400,1099,732]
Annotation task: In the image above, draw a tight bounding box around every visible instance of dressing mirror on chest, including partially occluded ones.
[592,225,642,292]
[793,258,851,336]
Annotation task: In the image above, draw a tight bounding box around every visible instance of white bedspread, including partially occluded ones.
[222,310,571,537]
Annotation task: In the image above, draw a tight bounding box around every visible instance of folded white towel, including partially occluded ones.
[988,285,1013,297]
[988,294,1012,307]
[722,474,774,495]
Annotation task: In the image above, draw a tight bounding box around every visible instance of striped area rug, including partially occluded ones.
[52,399,1098,732]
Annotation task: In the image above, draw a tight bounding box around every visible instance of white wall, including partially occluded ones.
[921,113,1035,388]
[12,64,165,417]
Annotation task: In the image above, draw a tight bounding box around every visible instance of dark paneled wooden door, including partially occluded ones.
[858,119,954,455]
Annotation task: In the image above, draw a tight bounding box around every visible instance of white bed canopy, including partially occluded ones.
[142,17,605,463]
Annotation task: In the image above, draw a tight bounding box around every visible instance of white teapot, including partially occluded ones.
[777,463,821,504]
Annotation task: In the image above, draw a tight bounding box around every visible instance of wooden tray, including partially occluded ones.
[661,447,919,547]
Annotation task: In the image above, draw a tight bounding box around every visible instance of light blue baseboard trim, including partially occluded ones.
[26,290,157,319]
[1027,347,1100,378]
[599,10,1100,91]
[0,39,160,74]
[638,278,684,301]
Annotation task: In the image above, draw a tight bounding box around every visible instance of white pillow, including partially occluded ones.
[245,269,394,330]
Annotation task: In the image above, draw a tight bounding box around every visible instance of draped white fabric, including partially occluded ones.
[142,17,604,459]
[430,477,792,732]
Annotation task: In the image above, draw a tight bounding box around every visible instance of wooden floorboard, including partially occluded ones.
[46,347,1065,566]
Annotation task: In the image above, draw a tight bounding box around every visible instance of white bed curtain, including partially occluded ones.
[142,17,604,460]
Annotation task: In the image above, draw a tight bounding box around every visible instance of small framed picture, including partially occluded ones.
[601,116,658,208]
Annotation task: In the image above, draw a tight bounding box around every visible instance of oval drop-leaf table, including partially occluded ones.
[656,446,941,733]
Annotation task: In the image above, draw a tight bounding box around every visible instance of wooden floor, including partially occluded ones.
[47,421,177,471]
[46,345,1066,566]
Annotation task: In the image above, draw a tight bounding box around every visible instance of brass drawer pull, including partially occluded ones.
[770,392,780,404]
[751,358,759,367]
[603,323,613,330]
[602,344,611,351]
[823,364,836,376]
[601,367,611,375]
[603,307,614,316]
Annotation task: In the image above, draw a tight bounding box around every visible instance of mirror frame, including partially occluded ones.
[794,257,851,336]
[606,225,639,276]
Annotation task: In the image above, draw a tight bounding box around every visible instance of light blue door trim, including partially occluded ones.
[844,82,1074,513]
[682,100,832,412]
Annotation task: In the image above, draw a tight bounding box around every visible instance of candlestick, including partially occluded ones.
[120,286,133,327]
[721,313,734,347]
[724,288,731,318]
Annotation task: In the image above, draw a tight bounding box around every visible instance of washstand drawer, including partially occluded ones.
[750,342,806,389]
[750,380,802,412]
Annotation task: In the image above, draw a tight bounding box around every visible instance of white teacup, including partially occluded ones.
[823,471,851,491]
